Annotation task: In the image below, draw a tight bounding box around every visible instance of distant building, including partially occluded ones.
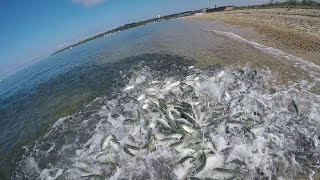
[225,6,234,11]
[195,13,204,16]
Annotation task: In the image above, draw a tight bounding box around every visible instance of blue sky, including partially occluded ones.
[0,0,265,79]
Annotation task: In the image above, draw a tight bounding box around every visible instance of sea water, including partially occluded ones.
[0,19,319,179]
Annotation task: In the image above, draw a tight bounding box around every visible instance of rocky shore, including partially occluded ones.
[187,8,320,65]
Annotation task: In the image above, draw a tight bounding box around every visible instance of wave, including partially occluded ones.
[202,29,320,80]
[14,64,320,179]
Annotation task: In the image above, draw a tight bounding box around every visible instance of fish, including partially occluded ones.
[81,174,105,179]
[166,109,175,121]
[212,167,236,174]
[226,120,245,125]
[148,80,161,85]
[248,124,264,131]
[188,177,201,180]
[98,161,118,166]
[227,159,246,166]
[126,96,140,104]
[177,155,195,165]
[76,167,91,174]
[175,118,193,126]
[141,140,151,149]
[124,144,140,150]
[268,153,278,158]
[181,124,196,134]
[110,140,121,151]
[95,152,109,160]
[224,175,237,180]
[206,116,227,127]
[145,96,160,107]
[189,177,217,180]
[123,118,137,124]
[170,108,181,117]
[156,118,171,129]
[142,129,152,146]
[170,133,185,147]
[123,146,136,157]
[290,100,299,116]
[181,111,198,126]
[137,110,141,119]
[158,98,167,111]
[121,110,133,118]
[160,137,179,144]
[193,151,207,175]
[88,151,103,157]
[253,111,262,118]
[192,105,201,121]
[220,147,233,155]
[180,101,193,110]
[231,112,243,119]
[101,134,118,151]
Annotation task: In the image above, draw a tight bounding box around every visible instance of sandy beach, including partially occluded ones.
[187,8,320,66]
[183,8,320,92]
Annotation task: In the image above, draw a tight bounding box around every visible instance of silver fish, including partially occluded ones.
[193,151,207,175]
[101,134,118,151]
[122,146,136,157]
[181,111,198,126]
[81,174,104,180]
[156,118,171,129]
[177,155,195,165]
[227,120,244,125]
[192,104,201,121]
[231,112,243,119]
[181,124,196,134]
[170,108,181,117]
[212,167,236,174]
[175,118,193,126]
[188,177,201,180]
[124,144,140,150]
[170,133,185,147]
[288,99,299,116]
[227,159,246,166]
[220,146,233,155]
[126,96,140,104]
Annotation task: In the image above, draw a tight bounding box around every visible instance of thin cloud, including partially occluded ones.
[72,0,107,7]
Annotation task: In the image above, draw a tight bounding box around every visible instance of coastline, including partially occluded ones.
[186,8,320,66]
[52,10,202,55]
[52,6,234,56]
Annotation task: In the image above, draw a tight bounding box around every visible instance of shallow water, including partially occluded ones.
[1,19,320,179]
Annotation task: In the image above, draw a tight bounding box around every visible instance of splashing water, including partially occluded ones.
[14,64,320,179]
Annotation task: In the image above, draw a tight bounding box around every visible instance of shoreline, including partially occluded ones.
[186,8,320,66]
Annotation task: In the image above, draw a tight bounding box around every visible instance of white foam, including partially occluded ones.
[124,85,135,91]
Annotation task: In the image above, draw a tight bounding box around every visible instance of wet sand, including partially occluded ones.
[186,8,320,65]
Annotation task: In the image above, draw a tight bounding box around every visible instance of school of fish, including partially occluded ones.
[15,65,320,180]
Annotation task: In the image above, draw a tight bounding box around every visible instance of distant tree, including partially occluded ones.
[302,0,310,5]
[287,0,297,5]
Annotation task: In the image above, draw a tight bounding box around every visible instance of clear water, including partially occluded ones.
[1,19,320,179]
